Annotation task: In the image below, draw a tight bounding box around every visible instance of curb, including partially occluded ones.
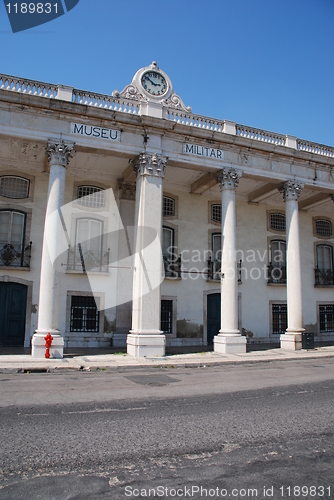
[1,350,334,373]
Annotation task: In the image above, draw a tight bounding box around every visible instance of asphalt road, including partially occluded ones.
[0,360,334,499]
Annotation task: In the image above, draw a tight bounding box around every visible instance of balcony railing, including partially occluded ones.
[267,263,286,284]
[0,242,32,268]
[207,258,242,282]
[1,72,334,159]
[315,267,334,286]
[163,255,181,279]
[67,244,110,272]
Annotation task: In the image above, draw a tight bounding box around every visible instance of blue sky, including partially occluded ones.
[1,0,333,145]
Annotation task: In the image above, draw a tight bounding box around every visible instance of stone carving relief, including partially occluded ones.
[47,141,74,168]
[132,152,168,179]
[215,168,242,190]
[279,181,304,201]
[118,182,136,200]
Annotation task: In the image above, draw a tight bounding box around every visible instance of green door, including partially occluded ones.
[0,283,27,346]
[207,293,221,345]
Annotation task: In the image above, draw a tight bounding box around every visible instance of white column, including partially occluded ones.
[127,152,167,357]
[32,141,74,358]
[279,181,305,350]
[214,168,246,354]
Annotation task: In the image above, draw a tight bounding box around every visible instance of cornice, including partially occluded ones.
[1,89,334,174]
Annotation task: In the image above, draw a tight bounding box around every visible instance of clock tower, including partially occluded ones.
[112,61,191,119]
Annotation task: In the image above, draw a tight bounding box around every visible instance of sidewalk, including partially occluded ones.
[1,346,334,372]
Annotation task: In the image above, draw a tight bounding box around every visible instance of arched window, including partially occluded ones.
[315,244,334,285]
[315,219,332,238]
[74,218,103,271]
[77,186,105,208]
[163,196,175,217]
[0,176,30,199]
[269,213,286,232]
[268,240,286,283]
[211,204,222,224]
[0,210,27,267]
[162,226,174,258]
[209,232,221,279]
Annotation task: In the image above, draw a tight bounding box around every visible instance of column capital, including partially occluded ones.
[279,180,304,201]
[215,168,242,190]
[132,152,168,179]
[119,181,136,200]
[47,140,74,168]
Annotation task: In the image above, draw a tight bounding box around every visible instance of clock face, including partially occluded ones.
[141,71,167,96]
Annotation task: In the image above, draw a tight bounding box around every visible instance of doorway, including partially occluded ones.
[207,293,221,345]
[0,282,27,346]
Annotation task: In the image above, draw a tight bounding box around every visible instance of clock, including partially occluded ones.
[141,71,167,96]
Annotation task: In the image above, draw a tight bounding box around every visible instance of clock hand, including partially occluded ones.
[147,78,160,87]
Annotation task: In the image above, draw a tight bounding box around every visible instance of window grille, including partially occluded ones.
[70,296,99,332]
[319,304,334,333]
[161,300,173,334]
[272,304,287,334]
[315,219,332,237]
[270,213,286,232]
[211,204,221,223]
[0,176,29,199]
[163,196,175,217]
[77,186,105,207]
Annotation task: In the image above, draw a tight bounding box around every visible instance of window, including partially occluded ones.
[315,219,332,238]
[319,305,334,333]
[0,210,30,267]
[0,176,29,199]
[268,240,286,283]
[74,219,103,271]
[70,296,99,332]
[77,186,105,208]
[211,204,222,224]
[163,196,175,217]
[272,304,287,334]
[269,213,286,232]
[162,226,174,259]
[161,300,173,334]
[208,233,221,280]
[162,226,180,278]
[315,244,334,285]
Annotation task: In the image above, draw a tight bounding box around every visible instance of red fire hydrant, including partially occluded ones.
[44,332,53,359]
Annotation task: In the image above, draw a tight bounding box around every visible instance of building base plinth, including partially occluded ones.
[214,334,247,354]
[31,331,64,359]
[127,332,166,358]
[280,332,303,351]
[113,332,128,348]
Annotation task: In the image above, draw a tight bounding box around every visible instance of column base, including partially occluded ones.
[280,332,303,351]
[214,334,247,354]
[31,330,64,359]
[127,331,165,358]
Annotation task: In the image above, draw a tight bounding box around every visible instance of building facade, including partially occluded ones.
[0,62,333,357]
